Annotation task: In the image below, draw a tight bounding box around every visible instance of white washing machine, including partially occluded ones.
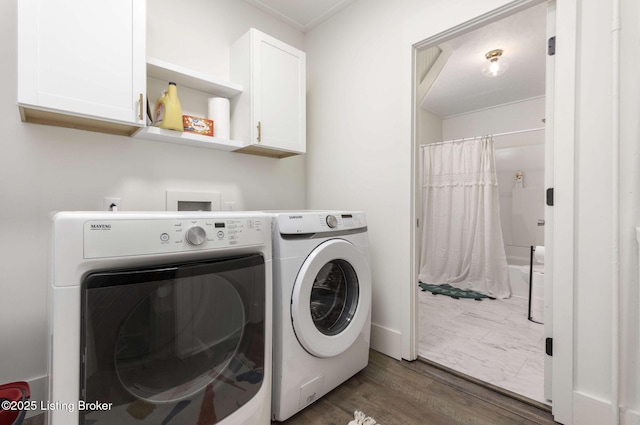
[49,212,272,425]
[270,211,372,421]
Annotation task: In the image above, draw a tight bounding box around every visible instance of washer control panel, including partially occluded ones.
[84,217,265,259]
[276,211,366,235]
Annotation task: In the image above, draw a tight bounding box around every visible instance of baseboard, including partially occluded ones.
[623,407,640,425]
[370,323,402,360]
[573,391,640,425]
[572,391,609,424]
[25,375,47,418]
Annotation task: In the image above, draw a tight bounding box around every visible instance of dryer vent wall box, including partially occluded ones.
[166,190,221,211]
[178,201,212,211]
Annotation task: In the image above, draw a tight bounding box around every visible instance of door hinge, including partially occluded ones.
[546,188,554,206]
[548,36,556,56]
[545,337,553,356]
[417,219,419,228]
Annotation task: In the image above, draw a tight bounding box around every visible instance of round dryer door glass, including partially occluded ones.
[114,276,245,403]
[310,259,359,336]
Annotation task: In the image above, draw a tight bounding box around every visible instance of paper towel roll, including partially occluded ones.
[534,246,545,264]
[207,97,230,140]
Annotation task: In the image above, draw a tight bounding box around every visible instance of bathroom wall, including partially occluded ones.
[0,0,306,411]
[418,108,444,146]
[442,97,546,264]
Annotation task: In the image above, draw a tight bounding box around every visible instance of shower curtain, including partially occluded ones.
[419,136,510,298]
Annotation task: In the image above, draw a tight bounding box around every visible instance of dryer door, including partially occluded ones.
[291,239,371,358]
[80,254,266,425]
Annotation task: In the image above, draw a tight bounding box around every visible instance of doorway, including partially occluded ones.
[412,2,551,406]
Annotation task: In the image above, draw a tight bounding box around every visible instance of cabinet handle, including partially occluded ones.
[257,121,261,143]
[138,93,144,121]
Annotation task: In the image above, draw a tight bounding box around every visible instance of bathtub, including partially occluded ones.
[507,254,545,323]
[507,256,530,299]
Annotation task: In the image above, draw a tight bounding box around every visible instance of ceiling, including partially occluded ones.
[420,4,547,118]
[243,0,356,32]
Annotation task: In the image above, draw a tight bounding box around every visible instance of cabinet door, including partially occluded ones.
[252,32,306,154]
[18,0,146,126]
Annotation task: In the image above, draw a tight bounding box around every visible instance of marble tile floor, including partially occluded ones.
[418,287,550,405]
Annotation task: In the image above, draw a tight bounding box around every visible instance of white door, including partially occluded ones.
[253,32,306,153]
[291,239,371,358]
[409,0,562,410]
[18,0,146,125]
[543,0,556,402]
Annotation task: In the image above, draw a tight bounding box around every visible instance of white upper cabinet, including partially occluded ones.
[17,0,146,136]
[231,29,306,158]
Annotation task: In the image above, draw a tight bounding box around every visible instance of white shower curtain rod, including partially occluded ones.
[419,126,545,148]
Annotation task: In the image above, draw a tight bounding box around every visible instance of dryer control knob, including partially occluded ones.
[326,215,338,228]
[186,226,207,246]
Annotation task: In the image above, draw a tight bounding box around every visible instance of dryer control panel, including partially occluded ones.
[276,211,366,235]
[84,217,265,259]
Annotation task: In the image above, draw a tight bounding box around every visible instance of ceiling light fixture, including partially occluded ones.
[482,49,509,77]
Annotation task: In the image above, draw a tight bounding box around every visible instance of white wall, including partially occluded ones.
[443,96,545,139]
[305,0,432,359]
[443,97,546,264]
[0,0,305,411]
[574,0,639,420]
[305,0,640,423]
[418,109,443,146]
[617,0,640,418]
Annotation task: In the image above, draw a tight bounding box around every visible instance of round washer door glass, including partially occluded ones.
[291,239,371,358]
[310,260,359,336]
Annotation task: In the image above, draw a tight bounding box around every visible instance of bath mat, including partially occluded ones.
[348,410,379,425]
[418,282,493,300]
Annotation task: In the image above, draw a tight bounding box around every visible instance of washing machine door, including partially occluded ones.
[291,239,371,358]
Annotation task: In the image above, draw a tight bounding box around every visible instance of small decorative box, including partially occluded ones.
[182,115,214,137]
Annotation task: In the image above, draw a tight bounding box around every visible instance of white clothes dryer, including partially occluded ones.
[270,211,371,421]
[49,212,272,425]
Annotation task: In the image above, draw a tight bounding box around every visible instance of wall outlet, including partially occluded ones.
[103,197,122,211]
[223,201,236,211]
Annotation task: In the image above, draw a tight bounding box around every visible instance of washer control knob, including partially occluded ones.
[326,215,338,228]
[186,226,207,246]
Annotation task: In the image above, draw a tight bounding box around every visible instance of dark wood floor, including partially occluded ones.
[23,414,44,425]
[23,350,557,425]
[276,350,558,425]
